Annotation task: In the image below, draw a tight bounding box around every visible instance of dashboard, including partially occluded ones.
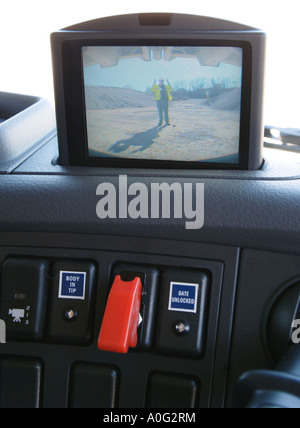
[0,76,300,408]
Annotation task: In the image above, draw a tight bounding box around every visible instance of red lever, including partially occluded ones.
[97,275,142,353]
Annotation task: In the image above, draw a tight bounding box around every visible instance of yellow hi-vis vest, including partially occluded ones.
[151,84,173,101]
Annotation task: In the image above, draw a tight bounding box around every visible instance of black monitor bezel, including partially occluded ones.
[60,38,252,170]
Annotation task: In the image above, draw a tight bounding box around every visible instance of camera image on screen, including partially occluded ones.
[82,46,243,164]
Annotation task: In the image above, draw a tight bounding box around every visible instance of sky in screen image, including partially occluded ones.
[83,47,243,92]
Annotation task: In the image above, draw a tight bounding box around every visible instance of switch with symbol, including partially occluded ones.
[0,258,49,340]
[47,261,96,344]
[155,269,210,357]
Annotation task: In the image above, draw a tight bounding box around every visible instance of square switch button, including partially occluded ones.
[146,372,199,408]
[155,269,210,357]
[47,261,96,344]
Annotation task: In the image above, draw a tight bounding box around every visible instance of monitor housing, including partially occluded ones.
[51,13,266,170]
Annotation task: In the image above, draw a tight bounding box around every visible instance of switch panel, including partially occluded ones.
[0,257,49,340]
[155,269,210,357]
[47,261,96,344]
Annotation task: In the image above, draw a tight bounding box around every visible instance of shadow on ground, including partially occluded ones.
[108,125,168,154]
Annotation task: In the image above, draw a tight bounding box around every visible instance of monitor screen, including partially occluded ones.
[82,45,243,165]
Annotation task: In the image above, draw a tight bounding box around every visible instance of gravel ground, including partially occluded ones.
[86,99,240,161]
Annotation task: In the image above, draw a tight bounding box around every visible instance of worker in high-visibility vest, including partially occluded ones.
[151,77,173,126]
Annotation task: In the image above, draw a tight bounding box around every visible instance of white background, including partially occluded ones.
[0,0,299,128]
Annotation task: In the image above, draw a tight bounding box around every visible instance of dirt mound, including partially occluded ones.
[85,86,154,110]
[85,86,241,111]
[171,89,191,101]
[210,87,241,111]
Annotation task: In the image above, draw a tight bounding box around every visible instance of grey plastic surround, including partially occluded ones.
[51,13,266,170]
[0,135,298,256]
[0,92,56,173]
